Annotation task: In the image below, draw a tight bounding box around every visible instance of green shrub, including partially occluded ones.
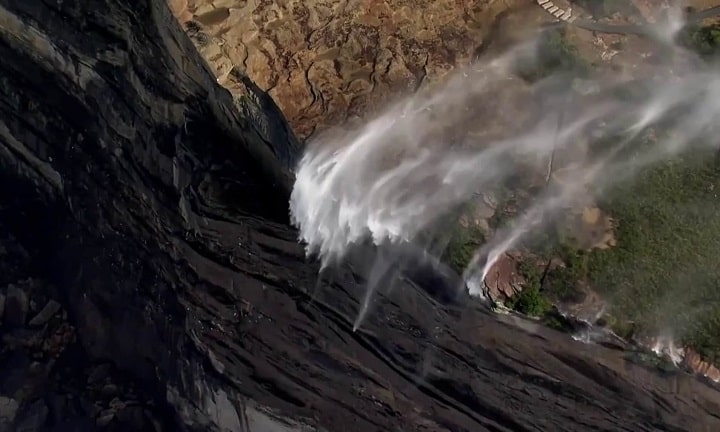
[585,149,720,360]
[506,284,551,317]
[682,308,720,364]
[517,259,542,287]
[515,142,720,362]
[680,24,720,57]
[442,223,487,273]
[515,28,588,82]
[424,201,486,273]
[604,314,638,340]
[506,260,551,317]
[541,243,588,303]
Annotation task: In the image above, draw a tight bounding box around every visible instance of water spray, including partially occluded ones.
[290,25,720,330]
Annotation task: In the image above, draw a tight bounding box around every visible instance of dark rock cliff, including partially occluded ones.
[0,0,719,431]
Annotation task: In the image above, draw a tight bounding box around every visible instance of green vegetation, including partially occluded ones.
[505,284,551,316]
[600,314,638,340]
[448,149,720,363]
[684,313,720,364]
[543,243,588,303]
[515,28,588,82]
[442,26,720,364]
[507,261,551,316]
[542,312,575,332]
[505,133,720,361]
[438,201,489,273]
[585,149,720,361]
[443,224,486,273]
[680,24,720,57]
[445,146,720,363]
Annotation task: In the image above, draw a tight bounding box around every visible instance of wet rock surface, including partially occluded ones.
[0,1,719,432]
[481,253,525,301]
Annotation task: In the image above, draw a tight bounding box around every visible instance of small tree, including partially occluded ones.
[507,284,551,317]
[506,261,551,317]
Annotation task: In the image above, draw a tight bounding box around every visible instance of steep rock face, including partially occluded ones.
[0,0,302,430]
[169,0,525,138]
[1,1,720,432]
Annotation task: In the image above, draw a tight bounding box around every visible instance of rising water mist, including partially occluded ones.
[290,21,720,330]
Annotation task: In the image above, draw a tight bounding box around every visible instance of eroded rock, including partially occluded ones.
[482,252,525,301]
[172,0,529,138]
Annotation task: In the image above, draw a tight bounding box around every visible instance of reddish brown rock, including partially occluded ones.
[683,348,720,382]
[482,252,525,301]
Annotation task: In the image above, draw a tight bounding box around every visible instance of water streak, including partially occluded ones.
[290,24,720,329]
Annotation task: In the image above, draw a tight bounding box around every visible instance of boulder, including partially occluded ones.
[482,252,525,301]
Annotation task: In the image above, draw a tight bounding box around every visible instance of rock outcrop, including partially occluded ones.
[169,0,527,138]
[482,253,526,301]
[683,348,720,382]
[1,1,720,432]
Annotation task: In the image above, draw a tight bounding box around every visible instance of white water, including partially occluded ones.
[289,23,720,330]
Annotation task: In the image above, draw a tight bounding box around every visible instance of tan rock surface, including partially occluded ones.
[683,347,720,382]
[559,205,617,251]
[170,0,530,139]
